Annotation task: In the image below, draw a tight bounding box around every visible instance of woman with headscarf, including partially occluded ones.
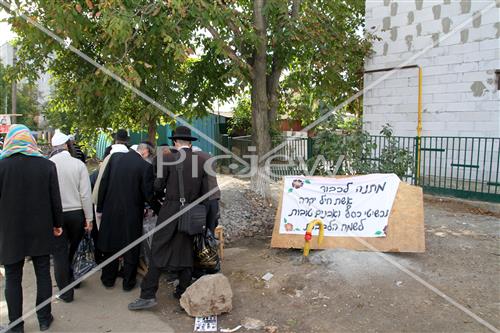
[0,125,64,332]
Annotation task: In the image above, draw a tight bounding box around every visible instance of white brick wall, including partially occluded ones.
[363,0,500,138]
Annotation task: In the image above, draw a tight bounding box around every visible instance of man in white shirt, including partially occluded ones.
[50,130,93,302]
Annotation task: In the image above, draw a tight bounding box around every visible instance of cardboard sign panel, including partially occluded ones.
[271,175,425,253]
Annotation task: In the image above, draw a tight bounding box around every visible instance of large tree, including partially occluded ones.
[186,0,371,194]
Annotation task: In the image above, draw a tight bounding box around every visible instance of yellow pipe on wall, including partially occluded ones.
[416,67,423,182]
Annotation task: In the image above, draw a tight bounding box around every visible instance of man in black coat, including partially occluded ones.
[128,126,209,310]
[97,149,154,291]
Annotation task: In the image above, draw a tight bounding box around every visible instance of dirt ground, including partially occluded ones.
[1,197,498,333]
[153,197,500,333]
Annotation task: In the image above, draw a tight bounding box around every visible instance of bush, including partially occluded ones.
[309,114,414,179]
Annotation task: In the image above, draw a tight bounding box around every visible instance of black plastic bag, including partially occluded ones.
[193,229,220,273]
[72,232,97,280]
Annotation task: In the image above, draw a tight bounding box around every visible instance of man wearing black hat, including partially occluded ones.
[103,129,130,158]
[97,135,154,291]
[128,126,210,310]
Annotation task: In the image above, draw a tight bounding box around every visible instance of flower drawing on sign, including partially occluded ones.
[285,223,294,231]
[292,179,304,189]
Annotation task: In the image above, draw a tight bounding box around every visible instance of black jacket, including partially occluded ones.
[150,148,209,269]
[97,150,154,252]
[0,154,63,265]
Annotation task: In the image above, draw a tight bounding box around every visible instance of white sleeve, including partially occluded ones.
[79,163,93,222]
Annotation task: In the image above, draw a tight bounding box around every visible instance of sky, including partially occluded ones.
[0,11,16,45]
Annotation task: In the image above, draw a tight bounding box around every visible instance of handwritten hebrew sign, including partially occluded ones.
[271,174,425,253]
[279,174,400,237]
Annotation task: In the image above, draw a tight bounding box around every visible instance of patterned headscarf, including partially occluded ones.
[0,124,44,159]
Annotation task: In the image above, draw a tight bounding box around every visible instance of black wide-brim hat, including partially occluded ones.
[112,129,129,141]
[168,125,198,141]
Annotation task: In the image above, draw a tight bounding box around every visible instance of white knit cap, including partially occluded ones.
[51,129,71,146]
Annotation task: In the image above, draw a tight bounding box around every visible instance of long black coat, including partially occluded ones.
[97,151,154,253]
[0,154,63,265]
[150,148,209,269]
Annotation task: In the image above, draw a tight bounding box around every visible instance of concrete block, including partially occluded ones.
[446,101,476,112]
[438,73,461,84]
[390,40,412,53]
[458,111,495,122]
[413,6,436,22]
[398,24,417,37]
[385,77,409,88]
[396,1,415,14]
[391,13,407,27]
[480,39,500,51]
[451,62,478,73]
[448,41,480,54]
[426,45,450,57]
[462,71,488,82]
[424,84,448,93]
[478,101,500,111]
[469,24,497,42]
[420,19,443,35]
[419,74,440,86]
[478,59,500,71]
[481,8,500,25]
[430,111,459,122]
[373,6,391,19]
[434,93,462,103]
[432,54,464,65]
[384,95,408,105]
[446,82,478,93]
[463,49,497,62]
[442,1,463,17]
[423,65,449,76]
[413,35,434,50]
[446,121,474,131]
[439,32,462,47]
[421,121,447,131]
[422,102,446,114]
[474,121,499,132]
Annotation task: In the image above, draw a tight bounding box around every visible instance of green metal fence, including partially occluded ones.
[225,135,500,203]
[417,136,499,202]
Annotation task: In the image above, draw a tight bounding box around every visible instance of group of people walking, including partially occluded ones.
[0,124,220,332]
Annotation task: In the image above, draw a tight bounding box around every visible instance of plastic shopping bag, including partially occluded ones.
[72,232,97,280]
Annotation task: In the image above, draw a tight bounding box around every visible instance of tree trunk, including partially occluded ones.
[250,66,272,197]
[249,0,272,197]
[147,116,157,145]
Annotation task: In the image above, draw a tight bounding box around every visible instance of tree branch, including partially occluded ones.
[204,25,254,80]
[199,0,254,80]
[267,0,301,120]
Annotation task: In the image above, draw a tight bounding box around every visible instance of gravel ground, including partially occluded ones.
[219,175,277,243]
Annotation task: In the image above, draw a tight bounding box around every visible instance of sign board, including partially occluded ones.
[271,174,425,253]
[0,114,11,134]
[194,316,217,332]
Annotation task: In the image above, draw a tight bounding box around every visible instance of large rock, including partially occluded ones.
[180,273,233,317]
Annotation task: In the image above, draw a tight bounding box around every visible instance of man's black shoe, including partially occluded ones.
[128,298,157,310]
[2,324,24,333]
[39,315,54,331]
[56,295,73,303]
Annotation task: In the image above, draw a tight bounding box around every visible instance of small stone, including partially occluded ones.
[242,317,265,330]
[180,274,233,317]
